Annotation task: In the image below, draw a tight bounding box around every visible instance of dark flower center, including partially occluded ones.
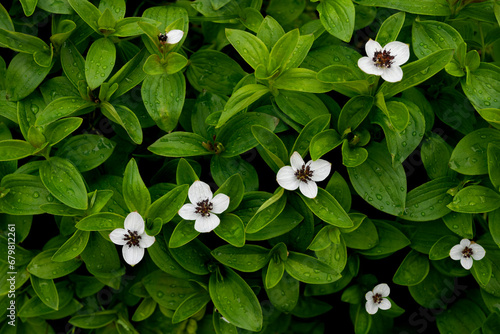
[124,230,141,248]
[372,293,383,304]
[196,199,213,217]
[462,246,473,258]
[295,164,313,183]
[373,50,395,68]
[158,33,168,44]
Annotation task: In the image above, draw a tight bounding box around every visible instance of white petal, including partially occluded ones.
[358,57,384,76]
[460,257,473,270]
[211,194,230,214]
[365,300,379,315]
[378,298,391,310]
[178,203,199,221]
[450,244,464,260]
[365,291,374,301]
[290,151,305,171]
[109,228,128,245]
[373,283,390,297]
[471,243,486,261]
[139,233,155,248]
[122,246,144,266]
[299,181,318,199]
[194,214,220,233]
[166,29,184,44]
[307,159,331,182]
[277,166,300,190]
[460,239,471,248]
[188,180,213,205]
[380,65,403,82]
[365,39,382,57]
[124,212,144,235]
[384,41,410,66]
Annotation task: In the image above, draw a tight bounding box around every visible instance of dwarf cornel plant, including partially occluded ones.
[1,0,500,333]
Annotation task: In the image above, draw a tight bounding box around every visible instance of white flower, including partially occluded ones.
[178,180,230,233]
[365,283,391,315]
[276,151,331,199]
[109,212,155,266]
[158,29,184,45]
[450,238,486,270]
[357,39,410,83]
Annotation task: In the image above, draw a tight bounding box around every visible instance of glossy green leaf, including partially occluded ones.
[442,212,473,239]
[375,12,405,47]
[75,212,125,231]
[80,231,123,278]
[450,129,500,175]
[436,299,486,334]
[30,276,59,310]
[358,220,410,257]
[212,244,269,272]
[0,174,52,215]
[317,0,355,42]
[264,269,299,312]
[429,235,461,260]
[55,134,115,172]
[146,184,189,222]
[285,251,340,284]
[412,19,463,59]
[148,132,211,157]
[6,52,53,101]
[123,158,150,216]
[35,97,94,126]
[131,297,157,322]
[338,95,373,135]
[28,249,82,279]
[462,63,500,112]
[142,72,186,132]
[342,216,379,250]
[268,29,299,72]
[68,0,102,33]
[52,230,90,262]
[421,132,455,179]
[257,15,284,50]
[169,220,199,248]
[0,140,33,161]
[448,185,500,213]
[85,38,116,89]
[252,125,288,171]
[393,249,429,286]
[209,267,263,331]
[291,114,331,157]
[101,103,143,144]
[40,157,88,210]
[275,90,329,126]
[170,239,211,275]
[246,188,286,233]
[354,0,451,15]
[225,28,269,70]
[489,143,500,191]
[299,188,352,228]
[214,213,245,247]
[274,68,333,93]
[210,155,259,191]
[69,311,118,329]
[310,129,342,160]
[348,142,407,216]
[172,291,210,324]
[378,49,454,98]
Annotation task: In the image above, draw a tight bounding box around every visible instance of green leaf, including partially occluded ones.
[69,311,118,329]
[338,95,373,134]
[52,230,90,262]
[264,269,299,312]
[266,0,305,25]
[210,155,259,191]
[212,245,269,272]
[375,12,405,47]
[172,291,210,324]
[246,188,286,233]
[60,41,86,89]
[256,16,284,50]
[348,142,407,216]
[101,103,143,145]
[143,52,188,75]
[81,231,123,279]
[285,251,340,284]
[358,220,410,257]
[291,114,331,157]
[436,299,486,333]
[186,50,246,96]
[448,185,500,213]
[18,281,73,317]
[218,112,278,158]
[275,90,329,126]
[209,267,263,331]
[274,68,333,93]
[342,216,379,250]
[462,63,500,112]
[44,117,83,146]
[122,158,150,216]
[393,249,429,286]
[214,213,245,247]
[310,129,342,160]
[214,174,244,212]
[40,157,88,210]
[268,29,299,72]
[378,49,454,98]
[354,0,451,16]
[442,212,473,239]
[326,171,352,212]
[429,235,461,260]
[28,249,82,279]
[55,134,115,172]
[412,19,464,59]
[35,97,94,126]
[6,52,53,101]
[252,125,288,171]
[0,140,33,161]
[169,238,212,275]
[216,84,270,128]
[225,28,269,70]
[146,184,188,222]
[75,212,125,231]
[85,38,116,90]
[176,158,199,186]
[421,132,455,179]
[31,276,59,310]
[246,203,304,241]
[144,270,201,310]
[169,220,199,248]
[489,143,500,191]
[341,139,368,167]
[317,0,355,42]
[402,177,456,222]
[131,297,157,322]
[449,128,500,175]
[68,0,102,33]
[0,174,52,215]
[299,188,353,228]
[141,72,186,132]
[0,29,51,65]
[148,132,211,157]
